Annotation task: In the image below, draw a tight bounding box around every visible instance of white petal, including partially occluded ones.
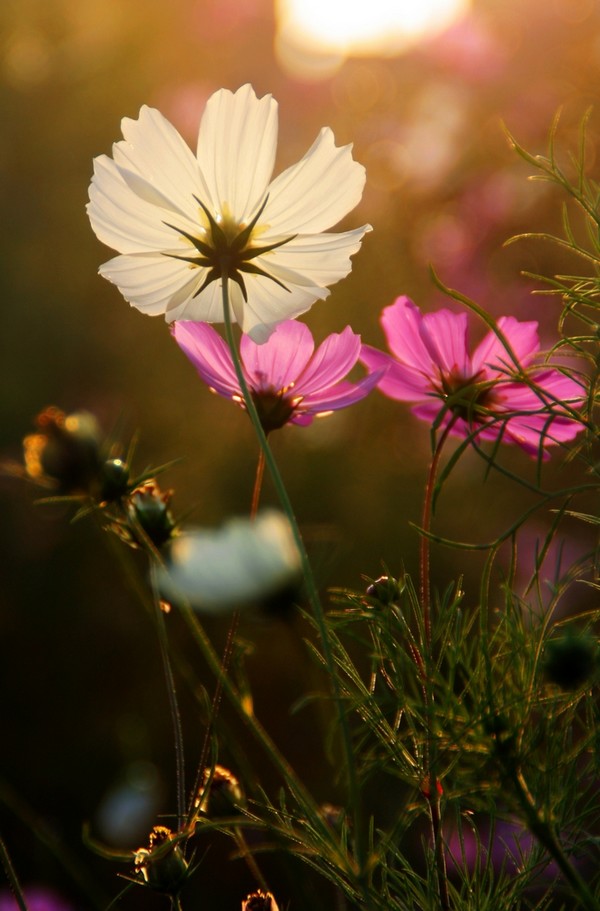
[165,278,228,324]
[196,84,278,221]
[156,511,301,614]
[98,253,204,316]
[236,274,330,342]
[88,156,179,253]
[264,128,366,234]
[114,105,212,215]
[259,226,372,289]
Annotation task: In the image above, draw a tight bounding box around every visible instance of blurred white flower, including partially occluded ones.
[87,84,370,342]
[157,510,301,613]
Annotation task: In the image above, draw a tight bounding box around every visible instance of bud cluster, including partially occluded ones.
[18,406,180,554]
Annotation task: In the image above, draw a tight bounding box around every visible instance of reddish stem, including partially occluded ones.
[419,418,457,646]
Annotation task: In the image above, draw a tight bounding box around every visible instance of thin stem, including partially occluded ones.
[251,449,266,519]
[0,838,28,911]
[219,277,364,871]
[176,598,354,880]
[187,449,265,823]
[0,778,109,910]
[420,419,457,644]
[150,574,186,829]
[186,610,241,826]
[419,420,456,911]
[233,827,270,892]
[509,766,600,911]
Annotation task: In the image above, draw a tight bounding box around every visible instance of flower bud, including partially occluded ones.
[23,406,102,494]
[365,575,403,605]
[543,629,598,690]
[127,481,177,548]
[133,826,188,894]
[195,765,246,817]
[241,890,280,911]
[99,458,131,502]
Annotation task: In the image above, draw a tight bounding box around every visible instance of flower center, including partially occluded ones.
[163,195,296,301]
[250,387,303,434]
[437,368,499,423]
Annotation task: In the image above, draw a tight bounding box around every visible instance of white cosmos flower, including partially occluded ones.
[87,84,371,342]
[156,510,301,614]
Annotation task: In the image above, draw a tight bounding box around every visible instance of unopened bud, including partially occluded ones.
[133,826,188,894]
[23,406,102,494]
[196,765,246,817]
[242,890,280,911]
[365,575,403,605]
[99,458,131,502]
[544,629,598,690]
[127,481,177,547]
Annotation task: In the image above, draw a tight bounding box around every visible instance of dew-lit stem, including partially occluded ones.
[151,582,186,829]
[219,274,365,873]
[420,418,457,643]
[420,418,456,911]
[187,450,265,823]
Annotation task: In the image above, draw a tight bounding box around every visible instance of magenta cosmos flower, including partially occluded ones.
[360,297,585,457]
[173,319,380,433]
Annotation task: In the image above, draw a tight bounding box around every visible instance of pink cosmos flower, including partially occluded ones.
[360,296,585,457]
[173,319,380,433]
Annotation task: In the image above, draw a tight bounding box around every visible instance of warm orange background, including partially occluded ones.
[1,0,598,908]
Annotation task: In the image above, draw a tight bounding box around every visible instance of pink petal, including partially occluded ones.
[360,345,432,400]
[299,371,381,415]
[240,319,314,391]
[503,369,585,409]
[172,322,241,398]
[379,297,438,374]
[294,326,361,396]
[471,317,540,377]
[419,308,471,378]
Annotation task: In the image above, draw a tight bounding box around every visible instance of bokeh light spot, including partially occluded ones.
[276,0,472,77]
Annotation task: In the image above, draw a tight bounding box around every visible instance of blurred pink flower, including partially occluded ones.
[173,319,380,433]
[360,296,585,457]
[0,888,73,911]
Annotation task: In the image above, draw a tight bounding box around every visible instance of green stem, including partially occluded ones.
[510,767,600,911]
[420,418,457,645]
[219,276,364,871]
[233,826,270,892]
[187,449,265,824]
[0,838,28,911]
[149,572,186,829]
[419,420,456,911]
[176,597,352,876]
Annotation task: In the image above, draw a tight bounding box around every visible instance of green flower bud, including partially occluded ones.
[543,629,598,690]
[127,481,177,548]
[99,458,131,502]
[196,765,246,817]
[133,826,188,895]
[365,575,403,605]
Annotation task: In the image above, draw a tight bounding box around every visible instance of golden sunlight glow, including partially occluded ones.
[276,0,471,77]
